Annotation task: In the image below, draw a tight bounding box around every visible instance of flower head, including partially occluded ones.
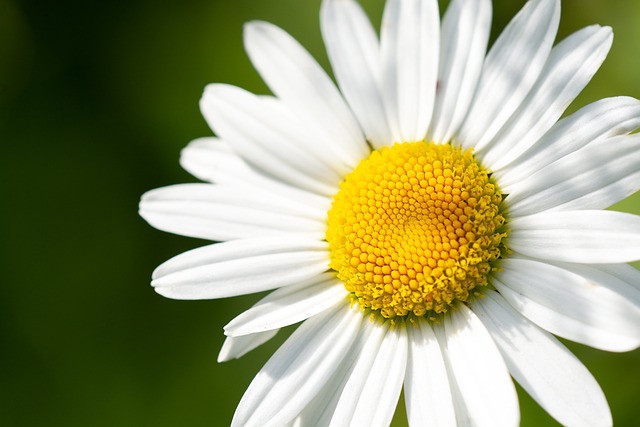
[140,0,640,425]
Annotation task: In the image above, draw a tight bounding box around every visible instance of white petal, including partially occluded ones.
[200,84,342,195]
[232,303,362,427]
[559,260,640,308]
[594,262,640,297]
[320,0,392,148]
[294,321,375,426]
[380,0,440,143]
[481,25,613,170]
[330,321,407,427]
[179,138,331,213]
[205,84,350,181]
[473,290,612,427]
[151,237,329,299]
[457,0,560,151]
[139,184,326,241]
[506,135,640,216]
[217,330,279,363]
[429,0,492,143]
[508,210,640,263]
[436,304,519,427]
[224,273,347,336]
[432,324,472,426]
[494,258,640,351]
[497,97,640,190]
[404,320,456,427]
[558,261,640,334]
[329,320,386,427]
[243,21,369,168]
[180,137,249,184]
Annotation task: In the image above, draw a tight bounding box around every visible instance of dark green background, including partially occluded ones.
[1,0,639,425]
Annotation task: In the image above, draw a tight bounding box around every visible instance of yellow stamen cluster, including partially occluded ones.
[326,142,506,319]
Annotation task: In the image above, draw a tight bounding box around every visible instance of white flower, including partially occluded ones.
[139,0,640,425]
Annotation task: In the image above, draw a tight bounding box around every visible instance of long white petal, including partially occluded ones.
[594,262,640,298]
[151,238,329,299]
[330,321,407,427]
[202,85,345,180]
[200,84,342,195]
[292,321,375,426]
[506,135,640,215]
[180,137,252,184]
[497,96,640,190]
[232,304,362,427]
[243,21,369,168]
[139,184,326,241]
[321,0,392,148]
[434,304,520,426]
[457,0,560,151]
[508,210,640,263]
[329,320,386,427]
[179,138,331,213]
[217,330,279,363]
[481,25,613,170]
[494,258,640,351]
[558,261,640,330]
[473,290,612,427]
[429,0,492,143]
[437,304,519,427]
[224,274,347,336]
[404,320,456,427]
[381,0,440,143]
[432,324,472,426]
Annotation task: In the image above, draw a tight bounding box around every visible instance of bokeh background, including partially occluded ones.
[2,0,639,425]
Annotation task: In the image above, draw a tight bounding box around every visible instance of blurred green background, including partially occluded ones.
[1,0,639,425]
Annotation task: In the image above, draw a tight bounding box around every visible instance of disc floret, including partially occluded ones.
[327,142,507,319]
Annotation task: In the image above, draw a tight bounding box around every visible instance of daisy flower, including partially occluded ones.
[139,0,640,425]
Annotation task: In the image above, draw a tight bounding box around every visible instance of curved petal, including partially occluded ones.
[380,0,440,143]
[473,290,612,427]
[201,86,347,180]
[329,320,386,427]
[224,273,347,336]
[429,0,492,144]
[494,258,640,351]
[506,135,640,216]
[497,96,640,190]
[290,319,374,426]
[179,138,331,213]
[218,329,279,363]
[139,184,326,241]
[594,262,640,298]
[404,320,456,427]
[330,321,407,427]
[481,25,613,170]
[231,303,362,427]
[558,262,640,320]
[200,84,342,195]
[436,304,519,427]
[243,21,369,168]
[508,210,640,263]
[320,0,392,148]
[180,137,251,184]
[457,0,560,152]
[151,237,329,299]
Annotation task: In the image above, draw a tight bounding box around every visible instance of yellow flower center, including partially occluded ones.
[326,142,507,319]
